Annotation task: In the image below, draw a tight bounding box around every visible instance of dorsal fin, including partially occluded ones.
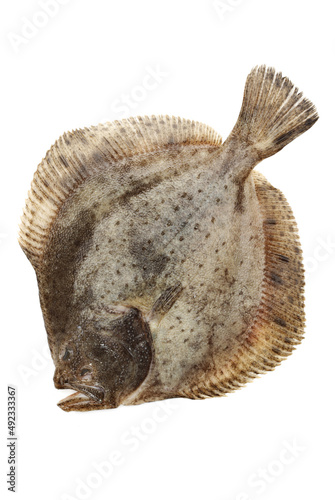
[18,115,222,269]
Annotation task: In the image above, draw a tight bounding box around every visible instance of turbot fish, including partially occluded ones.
[19,66,318,411]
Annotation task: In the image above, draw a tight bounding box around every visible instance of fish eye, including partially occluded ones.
[61,347,72,361]
[80,367,93,381]
[80,368,91,376]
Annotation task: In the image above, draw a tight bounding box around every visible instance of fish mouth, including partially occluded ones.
[57,383,105,412]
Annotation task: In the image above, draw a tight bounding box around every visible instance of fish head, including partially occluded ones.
[53,306,153,411]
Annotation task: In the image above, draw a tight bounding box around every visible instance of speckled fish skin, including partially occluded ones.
[19,66,318,411]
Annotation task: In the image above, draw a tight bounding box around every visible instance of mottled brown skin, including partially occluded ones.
[19,66,318,411]
[53,308,152,410]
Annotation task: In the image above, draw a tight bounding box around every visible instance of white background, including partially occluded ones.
[1,1,334,499]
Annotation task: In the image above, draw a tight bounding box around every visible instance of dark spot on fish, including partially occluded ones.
[275,130,294,145]
[271,273,283,285]
[274,317,287,327]
[59,154,69,168]
[93,152,104,163]
[277,254,290,262]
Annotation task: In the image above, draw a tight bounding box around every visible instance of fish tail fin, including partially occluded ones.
[229,65,319,160]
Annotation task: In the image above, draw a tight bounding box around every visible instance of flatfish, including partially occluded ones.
[19,66,318,411]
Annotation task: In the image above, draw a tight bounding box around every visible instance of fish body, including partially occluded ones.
[19,66,318,411]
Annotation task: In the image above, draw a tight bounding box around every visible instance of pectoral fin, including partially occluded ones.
[148,282,183,327]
